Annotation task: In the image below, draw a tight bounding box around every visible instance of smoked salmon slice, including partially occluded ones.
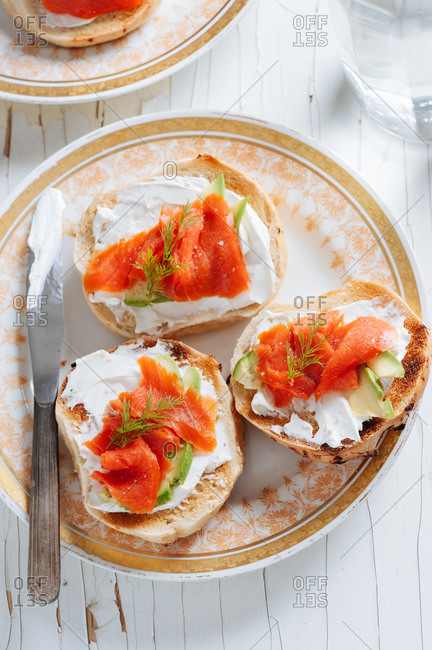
[136,356,218,452]
[92,437,160,514]
[85,358,217,456]
[254,312,399,406]
[42,0,143,19]
[314,316,398,400]
[85,414,180,480]
[83,195,250,302]
[85,354,218,512]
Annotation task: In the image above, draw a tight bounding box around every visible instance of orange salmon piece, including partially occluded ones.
[42,0,142,19]
[91,437,160,513]
[135,356,218,452]
[315,316,398,400]
[83,195,249,302]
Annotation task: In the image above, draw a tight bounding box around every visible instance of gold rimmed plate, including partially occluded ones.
[0,112,426,579]
[0,0,251,103]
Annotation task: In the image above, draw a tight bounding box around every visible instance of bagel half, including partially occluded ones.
[75,154,287,339]
[230,280,432,464]
[56,337,244,543]
[3,0,161,47]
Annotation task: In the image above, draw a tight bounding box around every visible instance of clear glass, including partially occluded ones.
[330,0,432,142]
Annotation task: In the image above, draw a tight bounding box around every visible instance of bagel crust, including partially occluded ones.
[2,0,161,47]
[231,280,432,464]
[56,337,245,543]
[74,154,287,339]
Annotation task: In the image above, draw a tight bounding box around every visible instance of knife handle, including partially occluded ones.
[28,400,60,605]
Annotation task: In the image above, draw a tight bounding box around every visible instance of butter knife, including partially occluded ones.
[27,188,65,604]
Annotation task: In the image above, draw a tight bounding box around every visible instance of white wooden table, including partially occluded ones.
[1,0,431,647]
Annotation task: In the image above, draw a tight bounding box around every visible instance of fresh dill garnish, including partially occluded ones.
[107,393,183,449]
[284,316,329,381]
[132,202,200,306]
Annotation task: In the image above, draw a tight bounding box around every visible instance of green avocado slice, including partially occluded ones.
[349,366,395,419]
[231,196,249,231]
[171,443,194,487]
[368,350,405,379]
[183,367,201,393]
[156,481,173,507]
[155,443,194,507]
[124,296,172,307]
[100,487,129,510]
[155,354,182,379]
[233,350,262,389]
[199,174,225,199]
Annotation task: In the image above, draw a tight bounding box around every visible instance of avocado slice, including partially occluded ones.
[156,480,173,507]
[171,443,194,487]
[368,351,405,379]
[231,196,249,231]
[100,487,129,510]
[233,350,262,389]
[124,295,172,307]
[199,173,225,200]
[349,366,395,419]
[183,367,201,393]
[156,354,181,379]
[155,443,194,507]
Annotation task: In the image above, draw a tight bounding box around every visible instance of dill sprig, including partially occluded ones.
[107,393,183,449]
[133,202,199,306]
[285,317,329,381]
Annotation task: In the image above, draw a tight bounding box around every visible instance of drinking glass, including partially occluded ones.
[330,0,432,142]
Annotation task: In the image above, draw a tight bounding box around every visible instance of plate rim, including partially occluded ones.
[0,110,427,580]
[0,0,253,105]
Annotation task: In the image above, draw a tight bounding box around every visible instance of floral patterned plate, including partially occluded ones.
[0,112,426,579]
[0,0,251,103]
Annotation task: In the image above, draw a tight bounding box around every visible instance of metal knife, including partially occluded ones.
[26,188,65,605]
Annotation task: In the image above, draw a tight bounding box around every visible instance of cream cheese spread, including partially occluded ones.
[42,11,95,28]
[27,188,64,305]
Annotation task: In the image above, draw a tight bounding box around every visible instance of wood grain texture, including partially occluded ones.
[0,0,431,647]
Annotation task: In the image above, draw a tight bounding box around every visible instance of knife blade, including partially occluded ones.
[27,188,64,605]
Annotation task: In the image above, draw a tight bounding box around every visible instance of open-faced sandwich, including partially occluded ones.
[75,155,286,338]
[3,0,161,47]
[231,280,431,463]
[56,338,244,543]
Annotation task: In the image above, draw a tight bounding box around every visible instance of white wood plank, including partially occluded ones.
[114,573,155,648]
[265,537,327,649]
[220,570,273,650]
[327,502,380,650]
[366,422,424,650]
[40,105,66,159]
[153,581,184,648]
[7,106,45,190]
[80,562,128,649]
[0,505,22,650]
[17,519,61,650]
[181,579,224,650]
[0,101,11,204]
[57,554,89,650]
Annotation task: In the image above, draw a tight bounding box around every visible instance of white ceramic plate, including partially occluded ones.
[0,0,252,103]
[0,112,426,579]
